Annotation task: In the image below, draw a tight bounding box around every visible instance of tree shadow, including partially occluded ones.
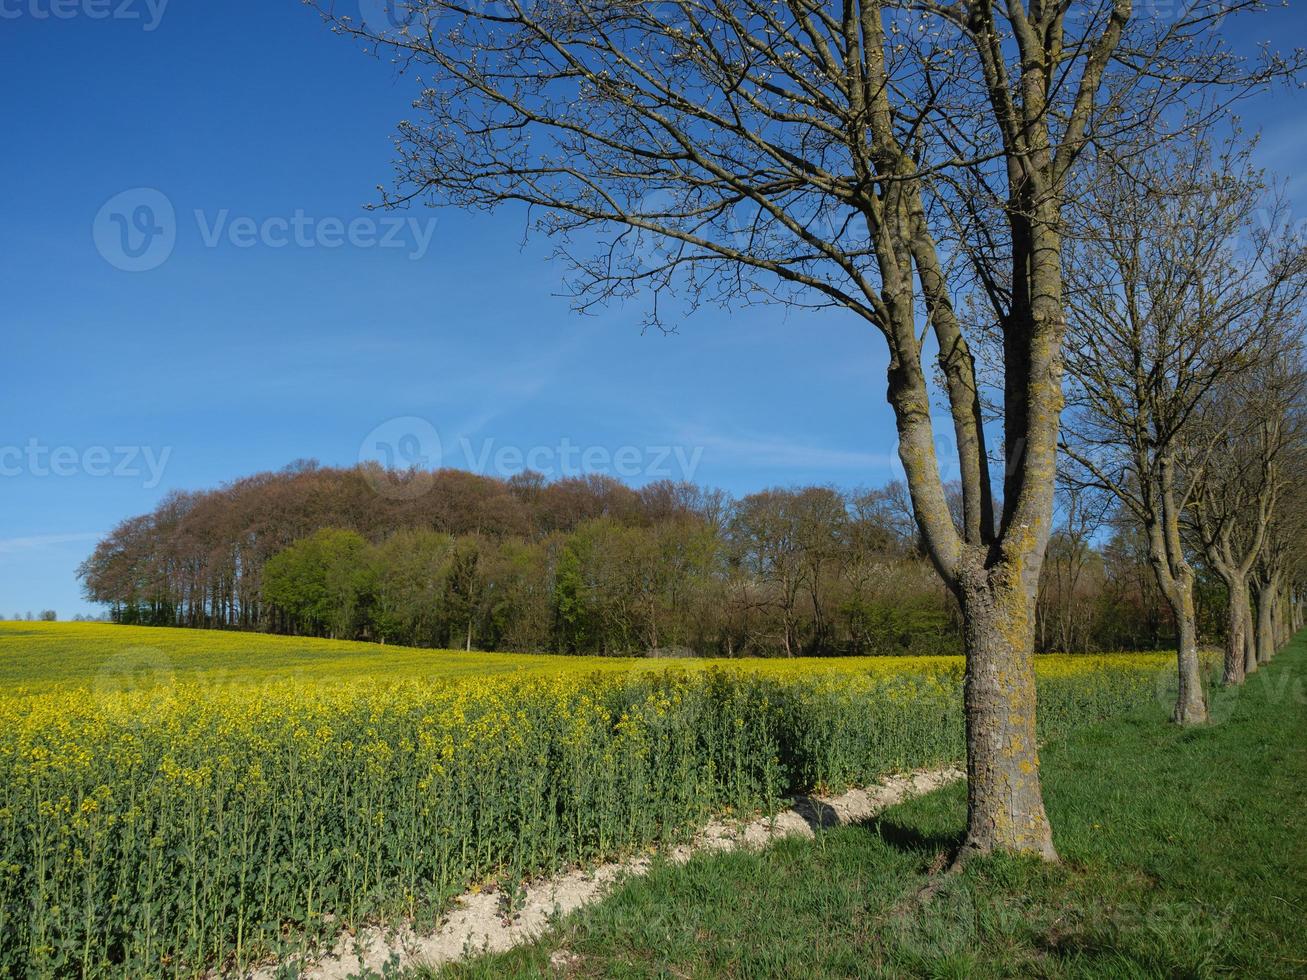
[786,797,964,860]
[789,795,842,832]
[860,816,964,856]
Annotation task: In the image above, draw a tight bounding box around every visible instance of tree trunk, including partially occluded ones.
[1223,577,1249,685]
[1165,585,1208,724]
[1255,582,1275,665]
[1277,588,1292,649]
[1145,496,1207,724]
[1243,594,1257,676]
[956,576,1058,862]
[1278,591,1289,648]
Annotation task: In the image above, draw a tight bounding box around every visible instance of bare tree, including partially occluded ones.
[1060,130,1307,721]
[1242,384,1307,663]
[1252,490,1305,664]
[1187,355,1306,684]
[320,0,1300,858]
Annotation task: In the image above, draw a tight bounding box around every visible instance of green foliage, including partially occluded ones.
[551,544,588,653]
[262,528,373,638]
[841,595,959,656]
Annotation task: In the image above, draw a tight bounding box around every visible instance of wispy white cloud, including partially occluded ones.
[441,318,608,439]
[0,532,103,556]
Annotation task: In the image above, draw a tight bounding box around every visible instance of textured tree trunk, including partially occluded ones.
[1146,500,1207,724]
[1243,595,1258,676]
[1223,577,1249,685]
[1277,590,1290,649]
[1255,582,1275,665]
[1279,588,1292,649]
[1166,586,1208,724]
[956,575,1057,862]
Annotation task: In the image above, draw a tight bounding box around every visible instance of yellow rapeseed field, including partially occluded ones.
[0,622,1188,977]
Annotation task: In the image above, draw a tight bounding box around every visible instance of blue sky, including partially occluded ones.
[2,1,1304,616]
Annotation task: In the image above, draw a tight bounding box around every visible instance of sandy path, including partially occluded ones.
[247,764,964,979]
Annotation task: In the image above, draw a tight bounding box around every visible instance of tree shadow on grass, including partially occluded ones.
[860,816,964,857]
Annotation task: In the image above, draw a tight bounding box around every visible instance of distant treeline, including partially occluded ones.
[78,463,1224,655]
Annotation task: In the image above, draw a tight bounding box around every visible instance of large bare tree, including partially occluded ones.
[1060,131,1307,722]
[321,0,1299,857]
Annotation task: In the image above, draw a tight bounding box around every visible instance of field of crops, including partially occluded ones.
[0,623,1189,977]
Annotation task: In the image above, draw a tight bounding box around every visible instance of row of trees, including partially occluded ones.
[83,466,1249,657]
[1060,125,1307,722]
[257,510,946,657]
[78,466,727,630]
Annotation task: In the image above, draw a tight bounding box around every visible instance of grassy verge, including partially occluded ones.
[431,638,1307,979]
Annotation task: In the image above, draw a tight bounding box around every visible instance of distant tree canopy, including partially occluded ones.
[79,463,1212,656]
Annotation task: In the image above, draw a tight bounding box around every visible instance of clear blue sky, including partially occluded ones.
[2,1,1304,617]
